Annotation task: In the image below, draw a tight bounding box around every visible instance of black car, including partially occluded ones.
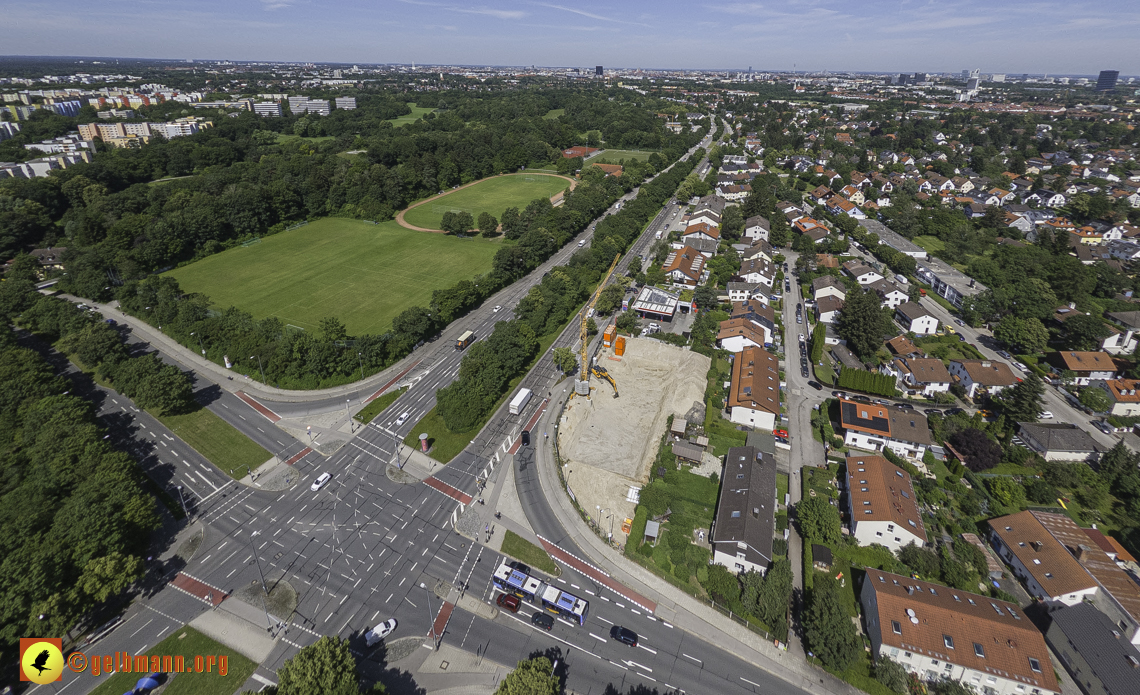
[924,408,943,416]
[610,625,638,647]
[531,612,554,631]
[807,381,822,390]
[521,430,531,447]
[508,560,531,574]
[898,403,914,410]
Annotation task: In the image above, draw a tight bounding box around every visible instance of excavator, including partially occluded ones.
[575,253,621,399]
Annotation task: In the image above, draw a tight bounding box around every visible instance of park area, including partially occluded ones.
[166,218,500,336]
[401,174,570,231]
[591,149,657,163]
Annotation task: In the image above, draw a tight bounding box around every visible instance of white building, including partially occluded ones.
[845,455,927,551]
[727,346,780,431]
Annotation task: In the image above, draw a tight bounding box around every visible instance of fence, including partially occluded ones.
[285,221,308,232]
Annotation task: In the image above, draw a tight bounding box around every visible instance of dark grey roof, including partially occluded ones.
[896,301,933,321]
[1046,602,1140,695]
[746,431,776,456]
[672,441,704,462]
[1017,422,1099,453]
[1107,311,1140,330]
[811,544,833,567]
[833,343,866,371]
[712,446,776,572]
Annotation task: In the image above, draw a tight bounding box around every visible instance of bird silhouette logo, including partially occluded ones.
[32,649,52,675]
[20,638,64,684]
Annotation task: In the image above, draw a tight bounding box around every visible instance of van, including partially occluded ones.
[578,239,585,247]
[655,231,662,239]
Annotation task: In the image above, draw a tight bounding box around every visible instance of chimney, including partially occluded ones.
[1075,544,1097,563]
[1069,301,1077,309]
[981,361,991,368]
[1031,541,1043,552]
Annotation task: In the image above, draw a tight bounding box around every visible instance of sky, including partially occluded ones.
[2,0,1137,75]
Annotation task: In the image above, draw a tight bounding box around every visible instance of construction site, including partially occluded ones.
[557,336,710,544]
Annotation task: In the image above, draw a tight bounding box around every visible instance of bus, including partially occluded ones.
[492,561,543,602]
[539,585,589,625]
[456,330,475,350]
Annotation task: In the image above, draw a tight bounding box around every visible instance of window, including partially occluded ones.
[861,487,868,492]
[865,510,873,514]
[860,480,867,484]
[968,599,976,605]
[735,563,745,572]
[953,595,961,602]
[908,519,916,527]
[894,537,901,542]
[973,643,985,658]
[901,490,910,499]
[887,524,895,531]
[889,648,899,658]
[1044,573,1053,579]
[1018,541,1026,547]
[731,511,741,518]
[737,473,744,479]
[904,652,912,659]
[896,470,904,477]
[1032,558,1041,565]
[892,620,902,634]
[876,532,883,537]
[1028,658,1041,673]
[858,468,865,472]
[943,635,954,649]
[863,501,871,506]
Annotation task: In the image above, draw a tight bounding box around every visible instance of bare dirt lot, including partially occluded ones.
[560,338,709,482]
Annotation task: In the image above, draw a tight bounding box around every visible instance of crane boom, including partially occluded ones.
[575,253,621,397]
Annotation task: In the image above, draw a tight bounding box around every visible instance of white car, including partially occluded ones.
[798,333,805,343]
[365,619,397,647]
[395,411,410,426]
[1038,411,1053,419]
[311,472,331,492]
[493,305,502,313]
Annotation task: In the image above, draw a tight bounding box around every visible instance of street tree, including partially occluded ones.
[594,283,624,315]
[552,347,577,374]
[478,212,499,237]
[694,284,720,311]
[1079,386,1112,413]
[993,316,1048,354]
[1063,313,1111,351]
[276,636,362,695]
[493,656,560,695]
[997,373,1045,422]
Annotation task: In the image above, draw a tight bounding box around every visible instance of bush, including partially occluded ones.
[837,368,898,397]
[948,428,1002,472]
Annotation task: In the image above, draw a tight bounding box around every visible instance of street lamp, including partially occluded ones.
[247,530,269,596]
[190,331,205,356]
[421,582,437,649]
[176,485,188,518]
[250,355,266,383]
[597,506,613,540]
[357,352,364,380]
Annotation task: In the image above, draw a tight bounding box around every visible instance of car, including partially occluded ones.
[610,625,638,646]
[801,368,809,378]
[924,408,943,416]
[508,560,531,574]
[395,411,410,426]
[875,399,891,406]
[772,428,789,438]
[496,593,521,613]
[1039,411,1053,419]
[807,381,822,391]
[958,335,966,342]
[898,403,914,410]
[365,618,397,646]
[104,318,116,326]
[954,318,965,327]
[521,430,531,447]
[311,472,331,492]
[833,391,847,399]
[493,305,502,313]
[531,612,554,631]
[1094,420,1114,434]
[852,395,871,403]
[798,333,805,342]
[997,350,1014,360]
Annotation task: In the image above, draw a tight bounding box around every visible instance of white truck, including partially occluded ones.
[509,388,533,416]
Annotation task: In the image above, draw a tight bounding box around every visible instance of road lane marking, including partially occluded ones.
[683,653,701,663]
[589,633,607,642]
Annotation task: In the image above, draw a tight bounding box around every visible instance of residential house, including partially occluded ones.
[809,185,834,203]
[840,185,865,205]
[990,510,1099,605]
[895,302,939,335]
[743,215,770,242]
[737,258,776,287]
[711,446,776,576]
[843,261,884,285]
[726,282,768,304]
[717,318,771,352]
[812,275,847,302]
[837,398,932,458]
[730,300,777,344]
[862,571,1060,695]
[717,184,751,202]
[870,279,910,309]
[845,455,927,550]
[816,295,845,324]
[1044,603,1140,695]
[886,335,923,358]
[890,357,951,397]
[1103,311,1140,355]
[915,257,987,308]
[683,222,720,243]
[1045,351,1120,386]
[826,196,866,219]
[948,359,1019,399]
[793,217,828,236]
[672,236,718,258]
[1093,378,1140,416]
[727,346,781,431]
[662,246,707,287]
[741,239,776,263]
[859,219,928,259]
[1016,423,1100,462]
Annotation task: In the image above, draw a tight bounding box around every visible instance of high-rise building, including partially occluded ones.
[595,65,603,77]
[253,102,282,117]
[334,96,356,110]
[990,74,1005,82]
[913,73,927,83]
[966,77,980,91]
[898,73,910,85]
[1096,70,1119,91]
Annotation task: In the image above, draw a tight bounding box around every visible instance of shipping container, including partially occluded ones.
[603,326,615,347]
[614,335,626,356]
[509,388,533,415]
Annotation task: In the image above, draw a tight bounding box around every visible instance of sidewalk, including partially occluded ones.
[532,388,862,695]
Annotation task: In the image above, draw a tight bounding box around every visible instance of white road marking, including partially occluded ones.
[589,633,607,642]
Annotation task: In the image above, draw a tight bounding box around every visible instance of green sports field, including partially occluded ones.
[402,174,570,230]
[591,149,657,163]
[388,103,435,126]
[166,219,499,336]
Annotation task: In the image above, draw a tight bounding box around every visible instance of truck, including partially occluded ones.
[509,388,533,416]
[655,230,662,240]
[456,330,475,350]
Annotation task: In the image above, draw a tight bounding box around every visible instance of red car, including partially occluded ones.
[496,593,521,613]
[772,429,788,438]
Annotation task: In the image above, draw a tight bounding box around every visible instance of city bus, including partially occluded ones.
[539,585,590,625]
[492,561,543,602]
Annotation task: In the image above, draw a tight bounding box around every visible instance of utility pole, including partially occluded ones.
[176,485,188,518]
[190,331,205,356]
[357,352,364,380]
[247,530,269,596]
[421,582,437,649]
[250,355,266,383]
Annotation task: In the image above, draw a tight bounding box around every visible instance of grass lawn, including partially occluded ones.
[159,406,271,478]
[913,235,946,254]
[166,218,499,336]
[916,334,984,361]
[403,175,569,231]
[388,103,435,126]
[275,133,334,144]
[87,626,257,695]
[815,355,835,385]
[542,108,565,120]
[354,387,407,424]
[591,149,657,163]
[777,472,789,503]
[500,530,561,576]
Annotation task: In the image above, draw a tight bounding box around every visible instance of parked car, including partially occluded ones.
[997,350,1014,360]
[954,318,965,327]
[610,625,638,647]
[1039,411,1053,419]
[496,593,521,613]
[531,612,554,631]
[807,381,822,391]
[1094,420,1114,434]
[924,409,943,416]
[796,315,802,324]
[365,619,397,646]
[311,472,332,492]
[898,403,915,410]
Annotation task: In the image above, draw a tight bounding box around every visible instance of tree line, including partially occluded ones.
[0,296,160,671]
[434,154,700,432]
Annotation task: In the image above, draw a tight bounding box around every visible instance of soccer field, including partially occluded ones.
[591,149,657,163]
[166,219,500,336]
[402,174,570,230]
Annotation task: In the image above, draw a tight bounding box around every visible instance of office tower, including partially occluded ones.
[595,66,603,76]
[966,77,980,91]
[1096,70,1119,91]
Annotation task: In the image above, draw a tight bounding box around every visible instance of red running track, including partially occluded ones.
[171,572,227,607]
[234,391,282,423]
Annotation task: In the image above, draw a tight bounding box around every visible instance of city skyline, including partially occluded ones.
[3,0,1139,74]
